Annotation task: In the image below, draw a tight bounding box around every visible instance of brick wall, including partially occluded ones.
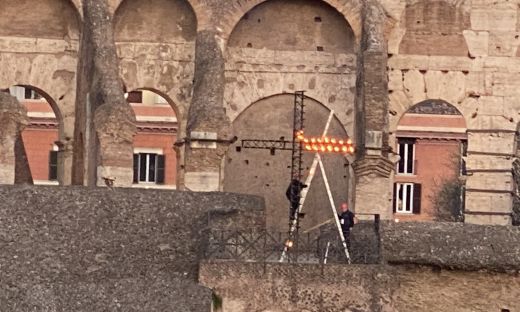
[394,139,461,221]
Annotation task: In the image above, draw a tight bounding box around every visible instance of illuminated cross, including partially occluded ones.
[236,91,355,263]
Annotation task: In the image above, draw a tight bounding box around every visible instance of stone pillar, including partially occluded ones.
[0,92,29,184]
[56,136,74,186]
[182,30,231,191]
[72,0,136,187]
[464,130,516,225]
[352,1,394,219]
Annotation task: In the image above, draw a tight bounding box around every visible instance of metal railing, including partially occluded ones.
[205,214,381,264]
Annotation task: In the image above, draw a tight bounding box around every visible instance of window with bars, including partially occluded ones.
[397,138,416,175]
[393,183,421,214]
[133,153,165,184]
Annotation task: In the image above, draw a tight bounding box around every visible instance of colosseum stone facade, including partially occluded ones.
[0,0,519,228]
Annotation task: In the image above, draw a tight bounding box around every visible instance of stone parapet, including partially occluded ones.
[381,222,520,272]
[200,261,519,312]
[0,185,264,311]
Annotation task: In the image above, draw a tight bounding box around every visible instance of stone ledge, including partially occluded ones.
[381,222,520,272]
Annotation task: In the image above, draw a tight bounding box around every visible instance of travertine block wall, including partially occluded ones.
[0,0,517,224]
[384,0,520,224]
[0,0,80,185]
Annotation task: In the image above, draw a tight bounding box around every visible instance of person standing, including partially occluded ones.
[338,202,356,250]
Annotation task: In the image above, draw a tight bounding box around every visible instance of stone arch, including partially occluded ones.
[224,93,352,231]
[114,0,197,43]
[0,0,80,40]
[396,99,467,130]
[115,0,196,141]
[5,85,64,185]
[121,81,188,138]
[390,95,469,134]
[398,0,470,56]
[136,87,183,127]
[228,0,356,53]
[224,0,361,48]
[126,88,180,188]
[393,99,467,221]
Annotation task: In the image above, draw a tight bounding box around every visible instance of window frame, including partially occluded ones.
[394,182,422,214]
[397,138,416,175]
[133,149,165,185]
[48,150,58,181]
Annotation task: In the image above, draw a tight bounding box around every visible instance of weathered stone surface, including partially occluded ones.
[352,156,394,218]
[200,261,520,312]
[399,1,470,56]
[73,0,136,187]
[2,0,520,226]
[0,185,264,311]
[381,222,520,272]
[184,30,230,191]
[0,92,28,184]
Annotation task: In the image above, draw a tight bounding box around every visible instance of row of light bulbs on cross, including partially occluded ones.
[295,131,355,154]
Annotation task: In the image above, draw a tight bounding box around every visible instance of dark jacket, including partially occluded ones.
[285,179,306,204]
[338,210,355,232]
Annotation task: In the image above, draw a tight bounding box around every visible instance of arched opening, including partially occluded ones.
[3,86,62,185]
[114,0,196,130]
[224,93,351,231]
[394,99,467,222]
[224,0,357,139]
[126,89,179,189]
[114,0,197,43]
[399,1,469,56]
[228,0,355,53]
[0,0,80,40]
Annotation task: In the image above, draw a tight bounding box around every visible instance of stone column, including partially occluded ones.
[72,0,136,187]
[57,138,74,185]
[0,92,29,184]
[182,30,231,191]
[352,1,394,219]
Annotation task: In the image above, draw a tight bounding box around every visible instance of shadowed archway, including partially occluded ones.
[224,93,351,231]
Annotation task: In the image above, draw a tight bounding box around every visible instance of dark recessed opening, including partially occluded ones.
[244,159,249,165]
[314,16,322,22]
[246,42,252,48]
[257,18,261,23]
[317,46,324,51]
[501,309,510,312]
